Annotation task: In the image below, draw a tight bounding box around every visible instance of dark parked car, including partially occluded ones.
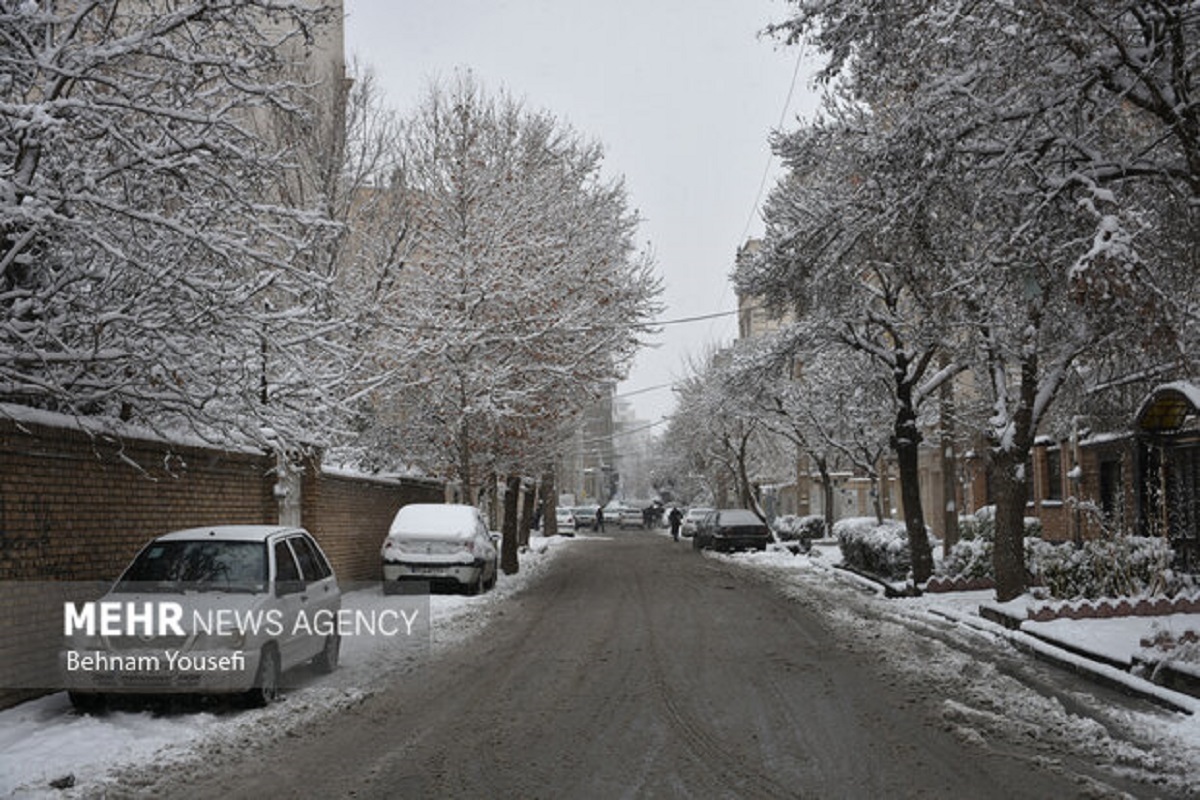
[692,509,771,553]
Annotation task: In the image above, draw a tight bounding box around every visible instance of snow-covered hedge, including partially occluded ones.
[939,507,1187,600]
[1029,536,1179,600]
[940,509,1045,584]
[957,506,1043,541]
[773,514,826,543]
[835,517,911,581]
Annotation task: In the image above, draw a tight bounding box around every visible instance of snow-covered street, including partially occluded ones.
[6,531,1200,798]
[0,538,571,798]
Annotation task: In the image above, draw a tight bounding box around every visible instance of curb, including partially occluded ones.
[975,604,1196,715]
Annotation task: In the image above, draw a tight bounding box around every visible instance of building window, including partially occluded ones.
[1045,448,1063,502]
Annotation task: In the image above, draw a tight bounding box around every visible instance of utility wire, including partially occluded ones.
[615,382,674,399]
[739,38,809,246]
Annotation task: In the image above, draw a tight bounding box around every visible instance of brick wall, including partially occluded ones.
[304,467,443,583]
[0,415,277,581]
[0,411,442,709]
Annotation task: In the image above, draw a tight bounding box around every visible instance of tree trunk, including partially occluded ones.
[542,468,558,537]
[940,361,960,557]
[519,478,535,548]
[991,347,1039,602]
[458,416,473,509]
[501,473,520,575]
[816,455,835,536]
[736,433,759,514]
[991,449,1030,602]
[870,467,884,525]
[893,398,933,584]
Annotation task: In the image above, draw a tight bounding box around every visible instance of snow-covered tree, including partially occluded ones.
[353,75,660,565]
[665,344,790,517]
[767,0,1196,600]
[737,92,966,582]
[1,0,342,453]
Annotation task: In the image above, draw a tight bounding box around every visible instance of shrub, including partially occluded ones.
[941,537,992,582]
[940,508,1045,586]
[773,514,826,543]
[1030,536,1178,600]
[956,506,1043,541]
[939,506,1187,600]
[835,517,911,581]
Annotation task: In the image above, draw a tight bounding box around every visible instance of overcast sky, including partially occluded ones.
[342,0,821,426]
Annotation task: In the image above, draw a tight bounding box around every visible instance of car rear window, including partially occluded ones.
[718,511,765,528]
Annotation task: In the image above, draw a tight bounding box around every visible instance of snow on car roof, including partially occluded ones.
[389,503,480,536]
[155,525,301,542]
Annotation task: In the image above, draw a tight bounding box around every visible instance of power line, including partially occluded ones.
[615,382,674,399]
[650,307,742,327]
[740,38,809,245]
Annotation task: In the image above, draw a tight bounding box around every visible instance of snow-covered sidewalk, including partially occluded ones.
[714,538,1200,716]
[0,536,576,798]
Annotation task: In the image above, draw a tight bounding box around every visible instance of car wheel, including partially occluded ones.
[68,691,106,714]
[382,579,398,596]
[314,633,340,674]
[242,645,281,708]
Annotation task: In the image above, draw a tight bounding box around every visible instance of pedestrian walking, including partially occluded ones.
[668,507,683,541]
[596,505,605,533]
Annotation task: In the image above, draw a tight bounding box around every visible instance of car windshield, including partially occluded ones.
[114,540,267,594]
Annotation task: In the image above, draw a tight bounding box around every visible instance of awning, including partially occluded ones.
[1135,382,1200,433]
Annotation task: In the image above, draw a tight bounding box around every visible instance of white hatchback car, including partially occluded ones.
[62,525,341,712]
[381,504,499,595]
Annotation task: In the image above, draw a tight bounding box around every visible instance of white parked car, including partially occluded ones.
[618,506,645,529]
[62,525,341,712]
[681,507,714,538]
[381,504,499,595]
[555,507,577,536]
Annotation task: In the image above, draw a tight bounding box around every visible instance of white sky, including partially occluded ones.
[341,0,823,426]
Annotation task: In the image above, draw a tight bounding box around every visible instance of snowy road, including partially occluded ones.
[88,533,1196,799]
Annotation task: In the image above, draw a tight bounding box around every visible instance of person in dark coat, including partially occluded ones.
[596,505,605,532]
[668,507,683,541]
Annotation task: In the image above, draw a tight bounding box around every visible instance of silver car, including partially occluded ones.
[62,525,342,712]
[381,504,499,595]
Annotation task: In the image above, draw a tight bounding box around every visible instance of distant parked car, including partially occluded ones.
[62,525,341,712]
[619,506,645,529]
[381,504,499,595]
[555,507,577,537]
[692,509,771,553]
[573,505,600,531]
[602,502,623,527]
[681,507,714,538]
